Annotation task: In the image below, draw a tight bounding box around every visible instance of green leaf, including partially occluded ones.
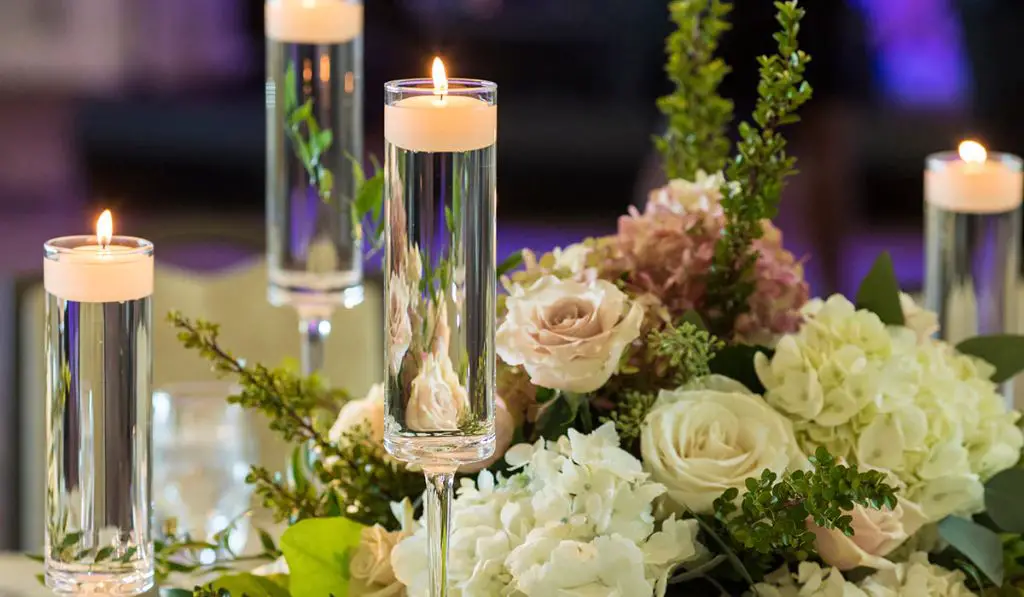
[289,446,309,496]
[708,344,774,394]
[59,531,82,549]
[288,100,313,128]
[496,251,524,277]
[204,573,291,597]
[938,516,1004,586]
[535,395,579,441]
[680,309,706,330]
[158,589,195,597]
[956,335,1024,384]
[258,528,278,554]
[280,517,364,597]
[318,168,334,201]
[353,171,384,221]
[855,252,905,326]
[94,546,114,563]
[534,387,559,405]
[985,469,1024,532]
[283,64,298,111]
[316,130,333,154]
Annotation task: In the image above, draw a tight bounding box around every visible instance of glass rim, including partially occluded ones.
[385,78,497,96]
[926,150,1023,171]
[44,235,154,256]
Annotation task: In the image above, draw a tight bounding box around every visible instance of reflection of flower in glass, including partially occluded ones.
[387,273,413,375]
[406,353,469,432]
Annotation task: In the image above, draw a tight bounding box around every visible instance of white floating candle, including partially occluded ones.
[384,58,497,153]
[925,140,1024,213]
[44,210,155,303]
[265,0,363,44]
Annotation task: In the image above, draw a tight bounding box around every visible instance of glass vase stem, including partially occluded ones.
[424,466,456,597]
[299,312,332,377]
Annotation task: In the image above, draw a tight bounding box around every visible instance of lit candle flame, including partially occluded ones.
[97,209,113,249]
[432,57,448,98]
[959,140,988,164]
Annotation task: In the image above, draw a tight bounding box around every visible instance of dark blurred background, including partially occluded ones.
[0,0,1023,551]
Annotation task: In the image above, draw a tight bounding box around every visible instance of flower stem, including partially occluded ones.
[423,465,457,597]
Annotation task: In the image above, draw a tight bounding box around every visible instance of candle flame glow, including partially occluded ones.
[959,140,988,164]
[97,210,113,248]
[432,57,448,97]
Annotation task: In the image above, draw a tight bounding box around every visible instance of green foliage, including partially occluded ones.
[170,313,423,529]
[534,393,582,442]
[957,336,1024,384]
[646,321,723,387]
[708,344,774,394]
[712,447,897,563]
[704,1,813,335]
[152,514,279,583]
[855,252,905,326]
[283,63,335,204]
[194,573,290,597]
[657,0,735,180]
[987,470,1024,533]
[602,390,657,447]
[939,516,1005,586]
[280,517,364,597]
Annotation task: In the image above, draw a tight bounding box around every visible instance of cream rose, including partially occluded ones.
[496,275,642,393]
[330,383,386,444]
[350,525,405,596]
[640,376,806,514]
[405,353,469,432]
[809,497,927,571]
[387,273,413,375]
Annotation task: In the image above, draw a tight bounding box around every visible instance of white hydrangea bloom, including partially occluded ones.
[749,561,867,597]
[391,423,704,597]
[755,294,1023,522]
[859,552,977,596]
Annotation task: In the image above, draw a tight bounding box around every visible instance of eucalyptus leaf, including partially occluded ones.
[985,468,1024,532]
[938,516,1004,586]
[855,252,905,326]
[708,344,774,394]
[281,517,364,597]
[204,573,291,597]
[956,335,1024,384]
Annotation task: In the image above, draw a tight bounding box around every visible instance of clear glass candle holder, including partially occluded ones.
[265,0,365,375]
[44,235,155,595]
[382,76,497,597]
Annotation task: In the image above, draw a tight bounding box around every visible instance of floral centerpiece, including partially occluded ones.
[150,1,1024,595]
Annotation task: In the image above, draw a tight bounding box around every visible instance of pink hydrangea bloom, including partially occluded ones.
[608,180,808,340]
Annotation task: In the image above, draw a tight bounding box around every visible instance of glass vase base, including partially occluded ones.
[46,566,154,595]
[267,276,364,311]
[385,432,495,467]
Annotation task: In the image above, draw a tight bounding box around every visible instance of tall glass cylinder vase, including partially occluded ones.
[265,0,364,375]
[925,147,1023,406]
[382,74,497,596]
[43,235,154,595]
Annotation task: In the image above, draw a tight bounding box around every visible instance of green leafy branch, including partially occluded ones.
[657,0,734,180]
[705,0,813,335]
[712,447,897,563]
[170,313,423,529]
[282,62,385,251]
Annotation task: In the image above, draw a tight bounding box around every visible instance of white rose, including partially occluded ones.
[809,498,927,571]
[899,293,939,342]
[330,383,386,444]
[350,525,406,597]
[387,273,413,375]
[405,353,469,432]
[496,275,642,393]
[641,382,806,514]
